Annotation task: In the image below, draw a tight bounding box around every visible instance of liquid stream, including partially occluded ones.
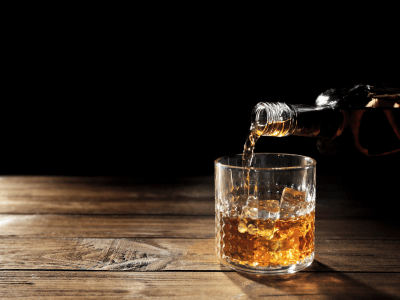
[220,117,316,268]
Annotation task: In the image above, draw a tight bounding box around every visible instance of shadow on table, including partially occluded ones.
[224,260,398,300]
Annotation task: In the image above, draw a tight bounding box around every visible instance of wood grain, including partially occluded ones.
[0,238,399,272]
[1,214,400,239]
[0,215,214,238]
[0,271,399,299]
[0,176,214,199]
[1,176,399,299]
[0,176,214,215]
[0,196,214,215]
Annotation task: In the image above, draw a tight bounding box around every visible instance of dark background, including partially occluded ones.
[3,25,399,179]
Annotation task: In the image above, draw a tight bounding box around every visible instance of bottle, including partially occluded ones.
[252,84,400,156]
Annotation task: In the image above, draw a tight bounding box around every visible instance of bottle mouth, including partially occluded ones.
[252,102,295,137]
[252,103,269,128]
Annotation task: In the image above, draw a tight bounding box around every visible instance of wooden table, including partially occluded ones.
[1,175,400,299]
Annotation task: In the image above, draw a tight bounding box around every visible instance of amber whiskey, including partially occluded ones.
[218,211,315,267]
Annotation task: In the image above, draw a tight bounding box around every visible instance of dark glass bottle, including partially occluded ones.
[252,84,400,156]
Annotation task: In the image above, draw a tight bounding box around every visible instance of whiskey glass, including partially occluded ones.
[215,153,316,274]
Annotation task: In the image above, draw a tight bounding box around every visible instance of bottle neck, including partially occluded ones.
[290,104,344,138]
[252,102,296,137]
[254,102,344,139]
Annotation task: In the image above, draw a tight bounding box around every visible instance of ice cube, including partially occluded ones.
[241,206,258,219]
[256,200,280,239]
[240,199,281,238]
[241,198,280,220]
[280,187,307,219]
[257,220,277,239]
[245,195,258,206]
[240,196,259,219]
[258,200,280,220]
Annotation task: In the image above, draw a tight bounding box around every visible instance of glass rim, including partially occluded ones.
[214,153,317,171]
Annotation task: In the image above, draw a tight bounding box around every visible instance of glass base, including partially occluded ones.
[220,252,314,275]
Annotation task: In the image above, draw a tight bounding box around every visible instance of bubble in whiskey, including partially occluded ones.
[247,224,258,235]
[257,220,276,239]
[238,221,247,233]
[268,240,280,252]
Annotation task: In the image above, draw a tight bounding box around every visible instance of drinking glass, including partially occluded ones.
[215,153,316,274]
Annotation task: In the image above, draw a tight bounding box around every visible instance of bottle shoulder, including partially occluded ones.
[315,84,400,109]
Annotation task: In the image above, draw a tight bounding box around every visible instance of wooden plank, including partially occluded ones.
[0,271,399,299]
[0,176,214,199]
[1,214,400,239]
[0,196,214,215]
[0,238,399,272]
[0,176,211,184]
[0,176,214,215]
[0,215,214,238]
[0,238,221,271]
[0,175,392,218]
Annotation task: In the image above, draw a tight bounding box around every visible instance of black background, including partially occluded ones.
[3,26,399,179]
